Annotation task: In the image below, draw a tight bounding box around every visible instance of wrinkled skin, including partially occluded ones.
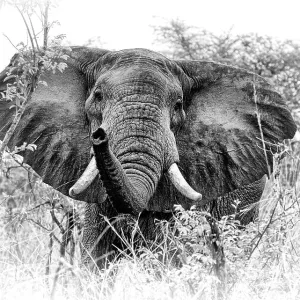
[0,47,296,268]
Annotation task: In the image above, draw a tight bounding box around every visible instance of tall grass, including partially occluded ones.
[0,145,300,300]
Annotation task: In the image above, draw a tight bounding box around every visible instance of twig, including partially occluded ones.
[207,217,226,298]
[50,209,65,234]
[253,79,271,177]
[50,209,76,299]
[3,34,19,51]
[43,1,49,50]
[15,6,36,63]
[28,200,51,212]
[247,193,281,259]
[27,13,40,51]
[27,218,52,232]
[45,225,54,288]
[26,169,38,202]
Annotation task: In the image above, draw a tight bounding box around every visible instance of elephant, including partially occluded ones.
[0,47,296,267]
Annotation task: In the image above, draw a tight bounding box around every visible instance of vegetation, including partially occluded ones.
[1,151,300,299]
[155,19,300,123]
[0,6,300,300]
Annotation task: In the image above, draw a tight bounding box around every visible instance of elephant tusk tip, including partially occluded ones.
[69,157,99,197]
[69,187,77,198]
[195,193,202,202]
[187,193,202,210]
[190,192,202,203]
[168,163,203,204]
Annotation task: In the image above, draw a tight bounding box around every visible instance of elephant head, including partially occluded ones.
[0,47,297,218]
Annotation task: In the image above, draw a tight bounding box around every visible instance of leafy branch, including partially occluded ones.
[0,1,68,173]
[0,2,49,170]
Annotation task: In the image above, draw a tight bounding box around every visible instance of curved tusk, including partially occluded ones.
[69,157,99,197]
[168,163,202,202]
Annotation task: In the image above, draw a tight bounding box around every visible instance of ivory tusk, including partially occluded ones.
[69,156,99,197]
[168,163,202,202]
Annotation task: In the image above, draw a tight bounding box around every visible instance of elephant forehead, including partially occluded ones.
[98,49,183,82]
[99,65,174,86]
[110,48,171,67]
[95,69,182,102]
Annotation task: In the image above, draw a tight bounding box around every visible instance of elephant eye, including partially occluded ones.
[171,98,186,131]
[174,99,183,111]
[94,89,102,101]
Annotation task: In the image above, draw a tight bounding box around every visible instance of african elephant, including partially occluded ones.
[0,47,296,267]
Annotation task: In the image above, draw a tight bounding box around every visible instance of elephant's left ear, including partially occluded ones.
[175,60,297,202]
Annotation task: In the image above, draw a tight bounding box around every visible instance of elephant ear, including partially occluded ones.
[0,47,109,202]
[175,60,297,203]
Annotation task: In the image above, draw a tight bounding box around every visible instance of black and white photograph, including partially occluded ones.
[0,0,299,299]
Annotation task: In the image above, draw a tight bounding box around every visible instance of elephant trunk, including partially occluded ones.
[91,127,153,214]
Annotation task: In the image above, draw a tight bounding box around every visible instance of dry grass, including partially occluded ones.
[0,146,300,300]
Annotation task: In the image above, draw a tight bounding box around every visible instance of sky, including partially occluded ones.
[0,0,300,69]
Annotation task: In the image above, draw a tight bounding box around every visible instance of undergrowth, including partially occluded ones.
[0,145,300,300]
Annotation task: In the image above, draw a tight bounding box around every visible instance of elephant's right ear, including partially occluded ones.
[0,47,109,202]
[175,60,297,204]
